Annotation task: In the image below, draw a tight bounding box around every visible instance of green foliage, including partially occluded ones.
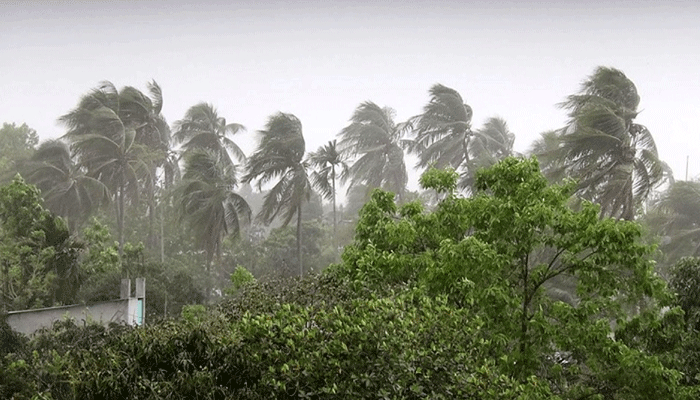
[226,265,256,295]
[334,157,680,397]
[0,176,83,309]
[0,122,38,182]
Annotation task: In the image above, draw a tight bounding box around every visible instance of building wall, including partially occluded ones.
[6,298,140,336]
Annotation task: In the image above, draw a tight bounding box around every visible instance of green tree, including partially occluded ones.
[173,102,246,167]
[23,140,108,231]
[0,122,38,182]
[308,139,347,254]
[173,149,251,301]
[336,157,675,396]
[545,67,668,220]
[59,81,155,253]
[339,101,408,201]
[244,113,312,277]
[0,176,83,310]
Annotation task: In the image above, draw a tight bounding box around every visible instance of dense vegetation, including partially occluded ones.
[2,67,700,398]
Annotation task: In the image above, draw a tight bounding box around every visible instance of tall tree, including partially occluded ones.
[23,140,108,231]
[551,67,668,220]
[173,149,251,300]
[409,84,515,193]
[243,113,312,277]
[339,102,408,201]
[308,140,347,254]
[59,81,153,253]
[173,102,246,167]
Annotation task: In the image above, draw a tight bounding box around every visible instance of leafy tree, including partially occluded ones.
[173,102,246,167]
[173,149,251,300]
[308,139,347,253]
[0,176,83,310]
[0,122,38,182]
[59,81,155,253]
[543,67,668,220]
[23,140,108,231]
[244,112,312,277]
[335,157,677,397]
[339,101,408,201]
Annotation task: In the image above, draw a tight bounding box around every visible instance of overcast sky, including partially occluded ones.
[2,0,699,191]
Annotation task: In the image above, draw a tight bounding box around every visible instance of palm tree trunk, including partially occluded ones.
[116,182,125,256]
[297,207,303,277]
[332,170,338,257]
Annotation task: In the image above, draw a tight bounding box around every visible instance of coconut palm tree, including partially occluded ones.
[339,102,408,201]
[553,67,668,220]
[243,112,312,277]
[308,140,348,253]
[173,102,246,168]
[23,139,108,231]
[409,85,515,193]
[174,148,251,300]
[408,84,474,171]
[59,81,153,253]
[647,180,700,267]
[458,117,515,191]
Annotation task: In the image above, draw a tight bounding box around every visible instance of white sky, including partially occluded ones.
[2,0,699,192]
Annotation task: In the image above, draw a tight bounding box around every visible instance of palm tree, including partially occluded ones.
[647,180,700,267]
[458,117,515,191]
[23,140,108,231]
[308,140,348,253]
[173,102,246,167]
[552,67,668,220]
[529,129,569,184]
[409,85,515,193]
[60,81,153,253]
[408,84,474,171]
[339,102,408,201]
[243,113,312,277]
[174,148,251,300]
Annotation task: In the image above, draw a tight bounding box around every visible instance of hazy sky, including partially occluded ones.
[2,0,699,190]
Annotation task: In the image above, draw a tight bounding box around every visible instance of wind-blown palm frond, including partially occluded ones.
[458,117,515,192]
[339,101,408,200]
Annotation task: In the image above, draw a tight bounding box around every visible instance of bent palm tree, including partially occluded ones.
[410,84,515,193]
[308,140,348,253]
[554,67,668,220]
[647,180,700,267]
[409,84,474,171]
[60,81,152,253]
[458,117,515,191]
[174,149,251,300]
[24,140,108,231]
[339,102,408,201]
[173,103,246,167]
[244,113,312,277]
